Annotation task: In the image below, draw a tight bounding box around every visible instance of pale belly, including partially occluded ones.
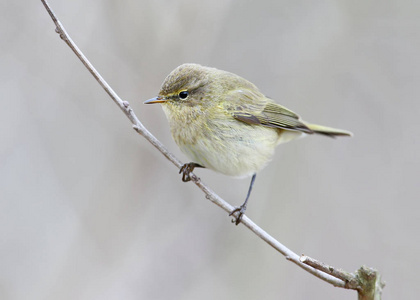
[174,121,282,177]
[163,103,303,177]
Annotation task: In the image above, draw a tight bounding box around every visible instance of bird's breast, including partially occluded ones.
[165,108,281,177]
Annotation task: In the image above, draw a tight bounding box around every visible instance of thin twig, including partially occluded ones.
[300,255,360,289]
[40,1,384,298]
[300,255,385,299]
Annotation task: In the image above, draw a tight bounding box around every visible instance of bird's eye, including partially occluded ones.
[178,91,189,100]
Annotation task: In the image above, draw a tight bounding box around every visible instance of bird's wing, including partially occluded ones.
[224,89,313,133]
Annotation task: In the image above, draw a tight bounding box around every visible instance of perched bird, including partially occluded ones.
[145,63,352,224]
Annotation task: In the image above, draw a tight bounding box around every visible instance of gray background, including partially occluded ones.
[1,0,419,299]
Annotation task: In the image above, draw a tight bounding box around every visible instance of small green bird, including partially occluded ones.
[145,63,352,224]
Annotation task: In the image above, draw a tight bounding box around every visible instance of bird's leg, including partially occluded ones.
[229,173,257,225]
[179,162,204,182]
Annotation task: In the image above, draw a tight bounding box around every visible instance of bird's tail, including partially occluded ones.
[305,123,353,138]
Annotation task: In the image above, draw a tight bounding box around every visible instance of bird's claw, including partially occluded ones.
[179,164,193,182]
[229,205,247,225]
[179,162,202,182]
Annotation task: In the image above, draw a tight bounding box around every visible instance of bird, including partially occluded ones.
[145,63,352,225]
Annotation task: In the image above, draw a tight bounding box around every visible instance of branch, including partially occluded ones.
[40,1,385,298]
[300,255,385,299]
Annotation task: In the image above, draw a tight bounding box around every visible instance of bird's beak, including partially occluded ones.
[144,96,167,104]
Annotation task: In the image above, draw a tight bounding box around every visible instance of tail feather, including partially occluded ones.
[306,123,353,138]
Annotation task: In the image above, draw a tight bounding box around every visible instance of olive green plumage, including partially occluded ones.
[146,63,352,178]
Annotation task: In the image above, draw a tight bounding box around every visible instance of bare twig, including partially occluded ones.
[40,1,384,298]
[300,255,385,299]
[300,255,360,289]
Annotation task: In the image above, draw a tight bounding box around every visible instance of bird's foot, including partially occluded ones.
[179,162,203,182]
[229,204,247,225]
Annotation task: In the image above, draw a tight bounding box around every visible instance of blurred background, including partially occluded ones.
[1,0,419,299]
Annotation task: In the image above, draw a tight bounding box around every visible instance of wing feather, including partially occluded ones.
[223,89,313,133]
